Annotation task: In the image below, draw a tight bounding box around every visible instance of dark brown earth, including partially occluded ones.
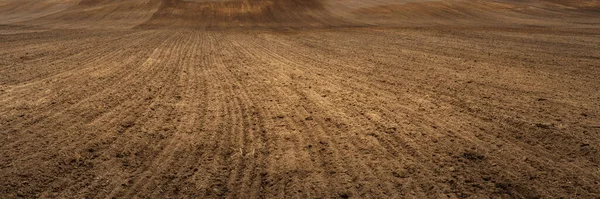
[1,0,600,198]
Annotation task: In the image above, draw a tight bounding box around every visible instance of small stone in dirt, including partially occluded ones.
[120,121,135,128]
[392,169,409,178]
[276,115,284,119]
[212,186,228,196]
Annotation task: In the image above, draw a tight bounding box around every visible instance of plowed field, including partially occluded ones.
[1,0,600,198]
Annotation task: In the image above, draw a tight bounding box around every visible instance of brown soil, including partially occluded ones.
[1,0,600,198]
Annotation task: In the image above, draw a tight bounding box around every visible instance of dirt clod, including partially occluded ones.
[463,151,485,161]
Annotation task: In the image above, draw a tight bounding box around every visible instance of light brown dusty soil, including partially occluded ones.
[1,0,600,198]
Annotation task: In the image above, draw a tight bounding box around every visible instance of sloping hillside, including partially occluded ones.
[1,0,599,29]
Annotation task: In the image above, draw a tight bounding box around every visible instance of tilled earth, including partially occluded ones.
[1,0,600,198]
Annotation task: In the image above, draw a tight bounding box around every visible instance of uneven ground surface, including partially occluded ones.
[1,0,600,198]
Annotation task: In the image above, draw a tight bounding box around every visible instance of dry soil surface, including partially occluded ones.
[1,0,600,198]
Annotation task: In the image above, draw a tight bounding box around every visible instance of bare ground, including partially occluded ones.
[1,0,600,198]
